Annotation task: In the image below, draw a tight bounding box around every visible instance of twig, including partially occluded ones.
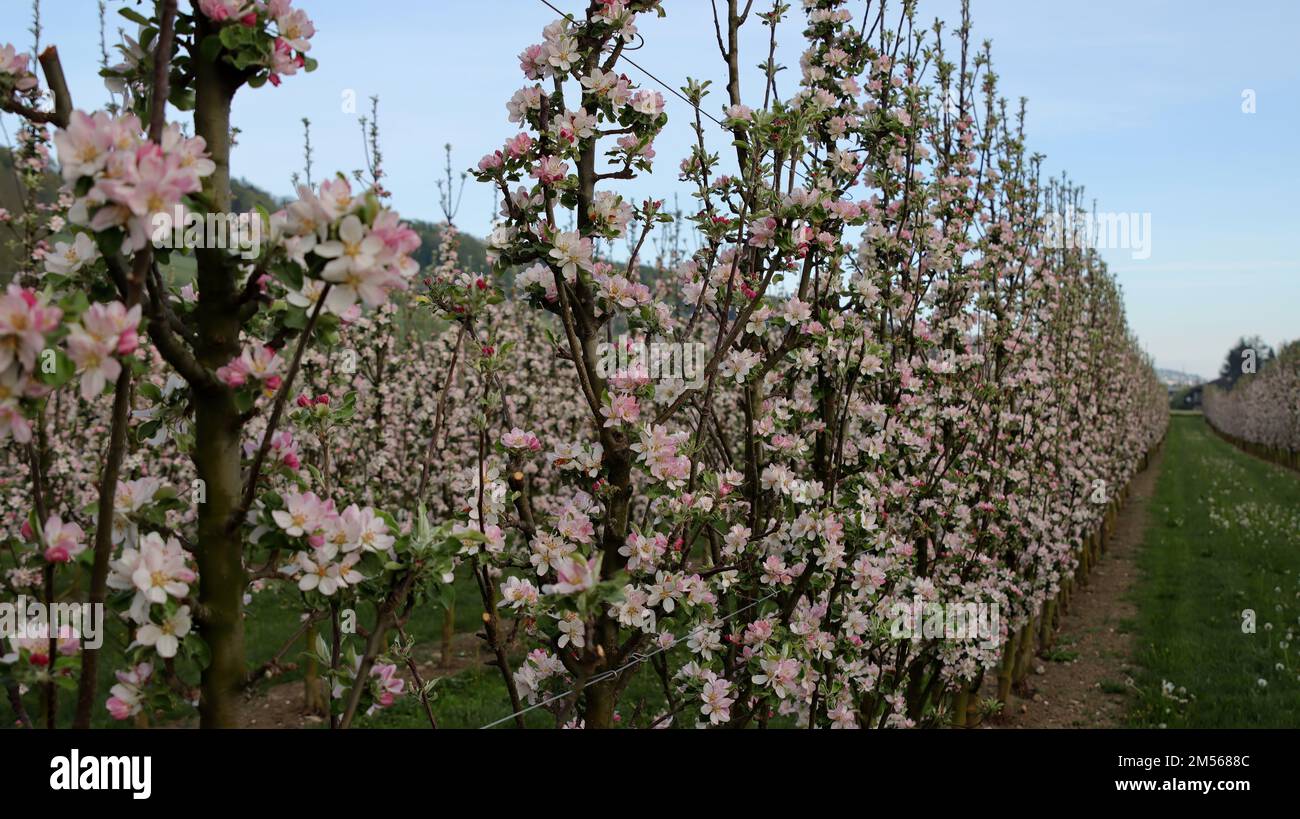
[396,627,437,729]
[415,321,467,502]
[231,284,332,531]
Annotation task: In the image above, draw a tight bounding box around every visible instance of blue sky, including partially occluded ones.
[7,0,1299,379]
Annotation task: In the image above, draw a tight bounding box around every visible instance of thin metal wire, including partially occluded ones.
[478,588,781,729]
[538,0,728,130]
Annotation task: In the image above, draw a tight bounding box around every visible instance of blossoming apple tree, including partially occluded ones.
[1,0,1168,730]
[464,0,1166,728]
[0,0,461,729]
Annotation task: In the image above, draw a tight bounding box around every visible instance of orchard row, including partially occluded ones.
[1,0,1167,728]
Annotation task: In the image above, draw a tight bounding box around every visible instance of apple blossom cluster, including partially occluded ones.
[195,0,317,87]
[203,177,421,421]
[1,283,142,443]
[267,491,395,596]
[106,662,154,721]
[54,111,215,253]
[271,177,421,317]
[0,42,38,100]
[0,286,59,443]
[3,628,81,668]
[44,233,101,278]
[66,302,143,400]
[108,532,198,659]
[5,514,86,567]
[2,619,83,703]
[217,345,283,391]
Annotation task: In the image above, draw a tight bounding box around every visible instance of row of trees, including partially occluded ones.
[2,0,1167,729]
[1205,341,1300,458]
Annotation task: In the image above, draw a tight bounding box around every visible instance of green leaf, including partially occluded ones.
[314,633,330,664]
[200,34,224,64]
[333,391,358,422]
[218,25,243,50]
[275,262,305,293]
[36,349,77,389]
[137,419,162,443]
[187,634,212,670]
[168,85,196,112]
[283,307,308,331]
[118,7,152,26]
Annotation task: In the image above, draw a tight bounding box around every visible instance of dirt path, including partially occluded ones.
[992,444,1165,728]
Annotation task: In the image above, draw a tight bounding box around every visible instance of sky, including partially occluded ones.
[6,0,1299,380]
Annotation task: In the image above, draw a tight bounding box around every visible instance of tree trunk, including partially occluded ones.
[583,615,621,729]
[303,623,326,715]
[584,680,617,729]
[1039,600,1057,650]
[951,689,970,728]
[194,391,246,728]
[439,602,455,667]
[996,629,1019,704]
[1014,616,1037,685]
[192,26,246,729]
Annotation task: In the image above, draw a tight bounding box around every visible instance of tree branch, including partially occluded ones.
[231,284,332,531]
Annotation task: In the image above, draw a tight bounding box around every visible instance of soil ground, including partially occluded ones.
[989,445,1165,728]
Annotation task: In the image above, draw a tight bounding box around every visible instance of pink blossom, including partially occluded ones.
[42,515,86,563]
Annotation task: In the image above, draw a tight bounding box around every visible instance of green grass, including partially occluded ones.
[1042,646,1079,663]
[1099,679,1129,696]
[355,660,679,729]
[235,569,495,727]
[47,567,485,727]
[67,561,674,729]
[1128,416,1300,728]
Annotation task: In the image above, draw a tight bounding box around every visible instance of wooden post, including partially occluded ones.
[1039,599,1057,651]
[1014,617,1037,684]
[951,689,970,728]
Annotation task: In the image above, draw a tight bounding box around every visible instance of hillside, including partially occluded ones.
[0,147,61,274]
